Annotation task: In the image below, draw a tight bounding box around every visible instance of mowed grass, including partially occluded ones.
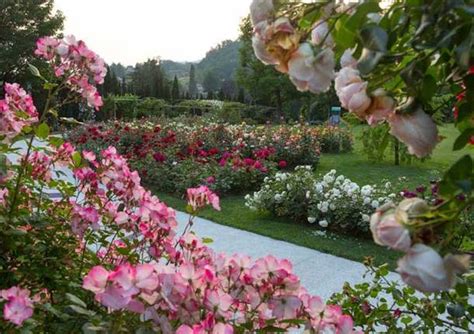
[318,124,472,189]
[151,124,471,269]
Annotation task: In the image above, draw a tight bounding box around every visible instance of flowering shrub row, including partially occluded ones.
[69,120,352,194]
[245,167,396,236]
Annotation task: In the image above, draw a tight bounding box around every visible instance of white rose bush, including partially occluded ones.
[246,167,395,236]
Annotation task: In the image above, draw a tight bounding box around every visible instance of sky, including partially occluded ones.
[54,0,253,65]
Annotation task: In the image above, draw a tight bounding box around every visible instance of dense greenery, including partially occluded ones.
[0,0,63,83]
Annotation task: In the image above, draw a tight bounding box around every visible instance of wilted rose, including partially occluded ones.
[388,108,439,158]
[287,43,335,93]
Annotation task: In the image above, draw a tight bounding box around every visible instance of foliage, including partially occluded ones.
[0,0,63,82]
[330,261,474,332]
[129,58,171,99]
[246,167,396,236]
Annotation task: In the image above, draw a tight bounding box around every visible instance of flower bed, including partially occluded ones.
[245,167,397,236]
[69,120,352,194]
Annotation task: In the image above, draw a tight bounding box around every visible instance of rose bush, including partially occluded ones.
[245,167,396,236]
[69,119,352,194]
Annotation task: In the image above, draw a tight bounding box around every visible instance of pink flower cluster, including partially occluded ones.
[83,233,357,333]
[71,146,178,259]
[335,51,438,158]
[35,35,106,110]
[0,287,35,326]
[26,151,52,182]
[371,199,470,292]
[187,186,221,211]
[0,83,38,141]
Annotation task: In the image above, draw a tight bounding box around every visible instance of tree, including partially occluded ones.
[130,59,172,99]
[171,75,180,101]
[0,0,64,82]
[202,70,219,94]
[188,64,198,99]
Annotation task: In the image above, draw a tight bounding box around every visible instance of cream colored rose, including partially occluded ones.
[388,108,439,158]
[397,244,470,293]
[287,43,335,94]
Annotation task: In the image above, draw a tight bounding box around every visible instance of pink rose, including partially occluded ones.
[335,67,371,118]
[370,203,411,252]
[250,0,274,26]
[288,43,335,93]
[340,49,357,68]
[388,108,439,158]
[311,20,334,48]
[397,244,470,293]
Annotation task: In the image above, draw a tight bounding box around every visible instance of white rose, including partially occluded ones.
[319,220,329,228]
[307,217,316,224]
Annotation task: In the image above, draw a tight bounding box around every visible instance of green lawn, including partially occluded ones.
[151,124,471,269]
[318,124,472,189]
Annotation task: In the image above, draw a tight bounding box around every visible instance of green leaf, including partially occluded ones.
[358,48,384,75]
[65,293,87,308]
[43,82,58,90]
[35,123,50,139]
[420,75,437,102]
[453,128,474,151]
[447,304,465,318]
[48,136,64,148]
[359,25,388,52]
[72,151,82,167]
[28,64,41,77]
[439,155,473,196]
[346,2,381,31]
[59,117,83,125]
[66,305,95,316]
[202,237,214,244]
[455,283,469,297]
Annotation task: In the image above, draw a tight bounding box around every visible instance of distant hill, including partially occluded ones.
[160,60,196,81]
[110,39,241,94]
[196,39,241,83]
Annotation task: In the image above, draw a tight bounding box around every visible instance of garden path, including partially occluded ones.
[175,211,400,299]
[12,139,400,298]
